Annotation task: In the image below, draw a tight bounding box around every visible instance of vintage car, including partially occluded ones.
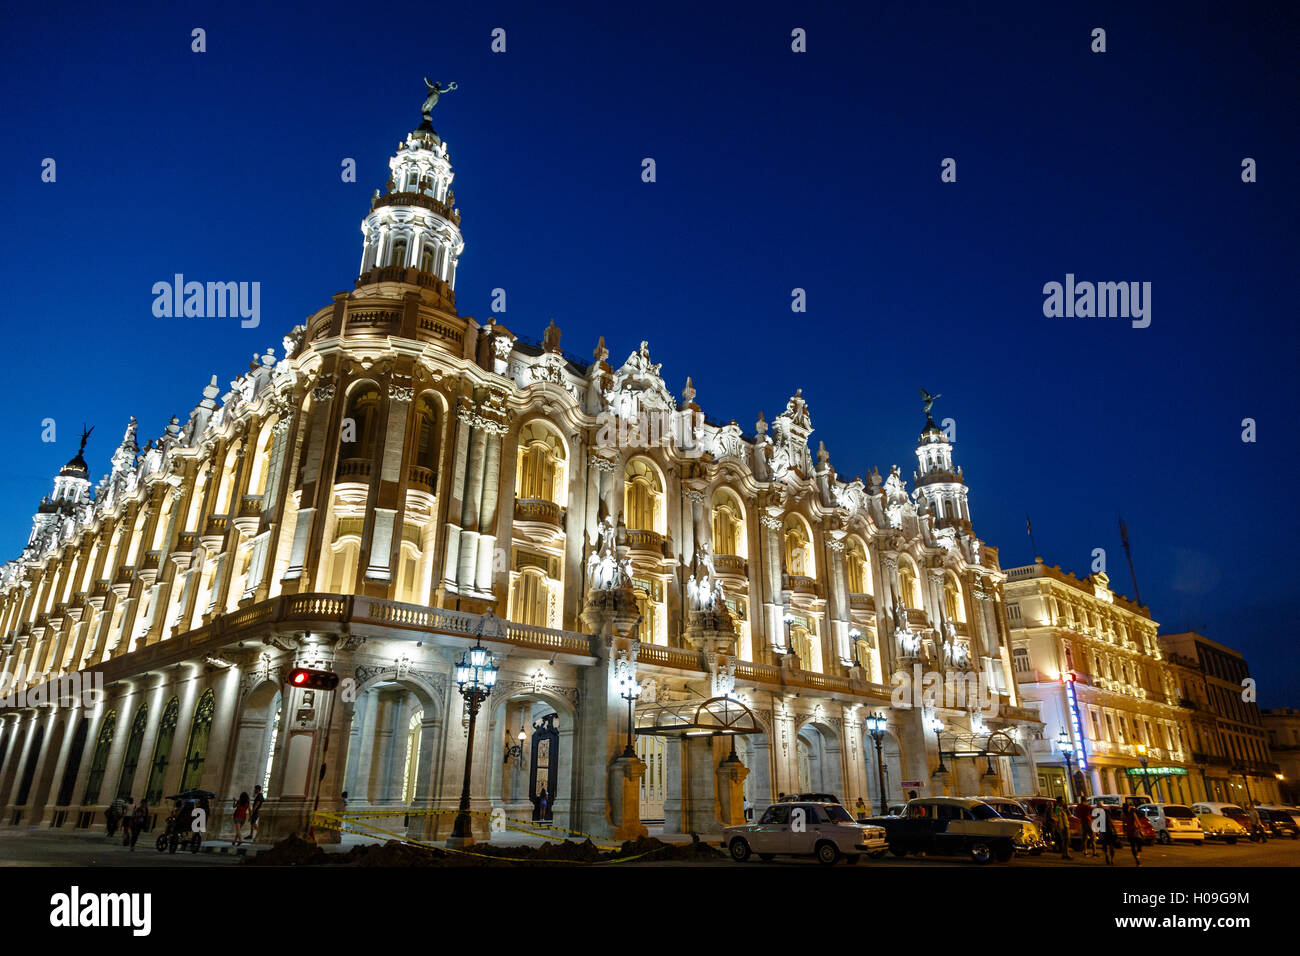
[961,795,1048,853]
[1258,807,1300,839]
[1195,811,1247,843]
[873,797,1033,863]
[725,801,888,865]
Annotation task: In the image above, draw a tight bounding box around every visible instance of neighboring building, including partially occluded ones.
[1261,708,1300,805]
[1004,559,1199,803]
[1160,632,1282,806]
[0,94,1038,844]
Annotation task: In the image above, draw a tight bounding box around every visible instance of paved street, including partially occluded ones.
[0,826,1296,867]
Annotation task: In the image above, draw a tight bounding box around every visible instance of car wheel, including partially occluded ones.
[815,841,841,865]
[995,844,1014,863]
[1226,837,1237,845]
[728,839,752,863]
[890,846,909,857]
[758,853,775,861]
[969,842,993,865]
[845,854,861,865]
[1158,830,1171,845]
[154,835,166,853]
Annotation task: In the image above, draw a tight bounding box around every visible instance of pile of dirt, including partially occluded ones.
[243,834,329,866]
[246,833,724,866]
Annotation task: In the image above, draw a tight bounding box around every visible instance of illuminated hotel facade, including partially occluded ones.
[0,101,1041,844]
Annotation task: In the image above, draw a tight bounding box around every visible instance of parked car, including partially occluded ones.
[1087,793,1146,809]
[961,795,1048,853]
[1195,811,1247,844]
[725,801,888,865]
[1258,804,1300,832]
[775,792,841,805]
[1139,803,1204,844]
[1192,802,1251,832]
[873,797,1033,863]
[1257,807,1300,839]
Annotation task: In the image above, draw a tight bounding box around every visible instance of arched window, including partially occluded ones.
[846,539,871,594]
[56,717,91,807]
[81,711,116,805]
[783,517,813,578]
[115,705,149,801]
[402,709,423,804]
[419,244,436,275]
[389,237,408,269]
[510,569,549,627]
[262,691,282,794]
[711,490,746,557]
[624,460,662,532]
[944,574,965,622]
[144,697,180,804]
[339,384,382,476]
[179,690,216,792]
[790,624,822,673]
[516,422,567,503]
[898,560,918,608]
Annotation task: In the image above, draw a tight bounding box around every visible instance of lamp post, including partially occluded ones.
[1056,730,1075,803]
[864,713,889,814]
[1135,743,1155,802]
[450,638,498,845]
[618,674,641,758]
[926,715,947,776]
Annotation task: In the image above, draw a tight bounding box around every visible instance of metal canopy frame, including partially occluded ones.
[633,695,762,738]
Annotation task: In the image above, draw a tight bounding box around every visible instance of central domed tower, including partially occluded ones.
[356,115,465,313]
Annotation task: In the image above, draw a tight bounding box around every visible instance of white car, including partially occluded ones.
[725,801,889,865]
[1139,803,1204,843]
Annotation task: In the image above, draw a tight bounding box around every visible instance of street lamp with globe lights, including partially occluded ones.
[864,712,889,813]
[617,673,642,758]
[450,638,498,845]
[1056,730,1076,803]
[926,714,947,776]
[1135,743,1155,801]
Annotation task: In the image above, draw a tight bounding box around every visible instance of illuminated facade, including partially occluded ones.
[1006,561,1205,803]
[0,102,1039,845]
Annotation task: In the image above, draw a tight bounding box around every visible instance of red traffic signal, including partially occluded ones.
[289,667,340,690]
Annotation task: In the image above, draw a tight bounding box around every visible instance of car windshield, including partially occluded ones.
[1163,806,1194,818]
[969,803,1001,820]
[823,804,855,824]
[992,802,1027,819]
[1221,807,1247,822]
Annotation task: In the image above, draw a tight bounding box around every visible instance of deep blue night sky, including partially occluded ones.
[2,2,1296,700]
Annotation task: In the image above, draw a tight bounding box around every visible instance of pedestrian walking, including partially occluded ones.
[855,796,867,822]
[1247,802,1266,843]
[1074,802,1097,857]
[1051,797,1072,860]
[232,791,250,845]
[127,801,148,851]
[121,797,136,846]
[105,795,125,838]
[1122,804,1143,866]
[1101,809,1120,865]
[249,785,265,842]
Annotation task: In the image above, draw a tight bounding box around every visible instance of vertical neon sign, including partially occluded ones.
[1064,673,1088,771]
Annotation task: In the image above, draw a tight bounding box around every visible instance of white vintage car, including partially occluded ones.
[725,801,889,865]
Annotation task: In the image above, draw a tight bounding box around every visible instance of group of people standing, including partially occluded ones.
[1041,796,1144,866]
[104,784,265,848]
[104,796,150,851]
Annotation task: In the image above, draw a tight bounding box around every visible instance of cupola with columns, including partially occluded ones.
[356,109,465,312]
[912,391,971,531]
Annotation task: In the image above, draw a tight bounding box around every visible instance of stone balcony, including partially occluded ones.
[408,466,436,493]
[713,554,748,577]
[336,458,373,482]
[513,498,562,527]
[625,528,665,555]
[783,574,817,595]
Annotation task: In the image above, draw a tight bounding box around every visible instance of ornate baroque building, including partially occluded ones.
[0,100,1039,843]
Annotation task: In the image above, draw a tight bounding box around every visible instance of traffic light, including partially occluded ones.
[289,667,340,690]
